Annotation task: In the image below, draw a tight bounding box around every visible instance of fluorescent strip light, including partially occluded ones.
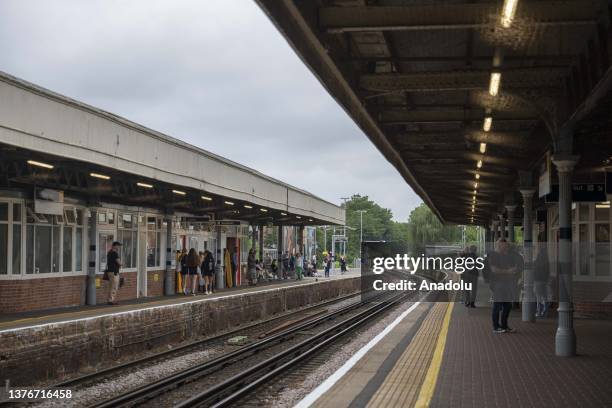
[477,160,483,169]
[201,195,212,201]
[90,172,110,180]
[501,0,519,28]
[137,182,153,188]
[309,219,313,222]
[280,212,287,216]
[489,72,501,96]
[172,189,186,196]
[244,205,253,209]
[596,202,610,209]
[479,142,487,154]
[296,216,302,219]
[224,201,234,206]
[260,208,268,212]
[483,117,492,132]
[27,160,54,169]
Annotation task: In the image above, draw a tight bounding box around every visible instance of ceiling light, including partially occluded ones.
[90,172,110,180]
[479,142,487,154]
[473,196,476,202]
[296,216,302,219]
[489,72,501,96]
[501,0,519,28]
[224,201,235,206]
[172,189,186,196]
[474,182,479,189]
[137,182,153,188]
[309,219,313,222]
[244,205,253,209]
[27,160,54,169]
[260,208,268,212]
[483,117,492,132]
[473,189,477,195]
[596,202,610,209]
[280,212,287,216]
[477,160,483,169]
[472,208,475,213]
[475,173,480,180]
[201,195,212,201]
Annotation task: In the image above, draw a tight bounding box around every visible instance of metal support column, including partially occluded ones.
[86,208,97,305]
[499,213,506,240]
[553,155,579,356]
[506,205,516,242]
[520,190,536,322]
[277,225,284,262]
[298,225,305,255]
[258,226,264,261]
[216,227,224,290]
[492,220,500,242]
[164,214,174,296]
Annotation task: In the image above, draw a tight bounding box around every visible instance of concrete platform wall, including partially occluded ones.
[0,277,360,386]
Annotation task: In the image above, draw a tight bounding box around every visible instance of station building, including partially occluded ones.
[0,72,344,314]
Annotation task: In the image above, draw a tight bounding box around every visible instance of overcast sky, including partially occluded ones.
[0,0,422,221]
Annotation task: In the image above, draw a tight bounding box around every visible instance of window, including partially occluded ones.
[118,212,138,269]
[23,203,83,275]
[147,216,162,267]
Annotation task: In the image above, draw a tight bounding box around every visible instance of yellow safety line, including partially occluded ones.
[414,301,454,408]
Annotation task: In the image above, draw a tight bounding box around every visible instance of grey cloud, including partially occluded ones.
[0,0,421,221]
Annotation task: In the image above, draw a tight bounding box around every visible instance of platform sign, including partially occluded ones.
[606,172,612,195]
[34,188,64,215]
[545,183,606,203]
[538,152,552,198]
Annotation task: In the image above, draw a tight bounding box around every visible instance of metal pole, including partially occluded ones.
[86,208,97,305]
[164,214,174,296]
[216,226,224,290]
[357,210,367,262]
[499,213,506,240]
[520,190,536,322]
[552,155,579,356]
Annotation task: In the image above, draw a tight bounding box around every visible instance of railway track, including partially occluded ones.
[85,289,400,408]
[174,291,411,408]
[51,291,362,392]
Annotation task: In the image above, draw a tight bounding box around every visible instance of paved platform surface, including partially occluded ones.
[305,291,612,407]
[0,270,358,331]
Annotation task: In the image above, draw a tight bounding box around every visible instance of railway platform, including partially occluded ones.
[301,282,612,408]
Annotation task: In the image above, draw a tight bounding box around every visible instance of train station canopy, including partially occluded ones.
[257,0,612,225]
[0,72,344,226]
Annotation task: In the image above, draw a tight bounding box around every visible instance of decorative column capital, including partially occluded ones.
[552,155,580,173]
[519,188,536,199]
[505,205,517,214]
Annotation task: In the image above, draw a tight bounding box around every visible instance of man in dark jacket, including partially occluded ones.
[489,239,523,333]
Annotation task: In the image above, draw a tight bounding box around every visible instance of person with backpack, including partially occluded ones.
[105,241,123,305]
[201,250,215,295]
[186,248,200,296]
[282,252,289,279]
[271,259,279,280]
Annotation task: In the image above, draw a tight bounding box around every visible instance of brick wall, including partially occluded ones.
[95,271,137,304]
[0,276,361,385]
[0,276,86,313]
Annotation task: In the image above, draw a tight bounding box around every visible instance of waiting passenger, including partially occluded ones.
[105,241,123,305]
[179,249,189,295]
[247,249,257,285]
[282,252,289,279]
[270,259,279,280]
[295,253,304,280]
[489,239,523,333]
[186,248,200,296]
[201,250,215,295]
[340,255,347,274]
[534,240,550,318]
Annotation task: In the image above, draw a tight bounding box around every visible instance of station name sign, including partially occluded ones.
[545,183,606,203]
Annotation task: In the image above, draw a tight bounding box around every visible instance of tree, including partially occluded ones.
[406,203,462,254]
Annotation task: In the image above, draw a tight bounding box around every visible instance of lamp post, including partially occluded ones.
[357,210,367,263]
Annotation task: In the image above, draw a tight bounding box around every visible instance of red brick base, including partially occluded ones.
[0,276,86,313]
